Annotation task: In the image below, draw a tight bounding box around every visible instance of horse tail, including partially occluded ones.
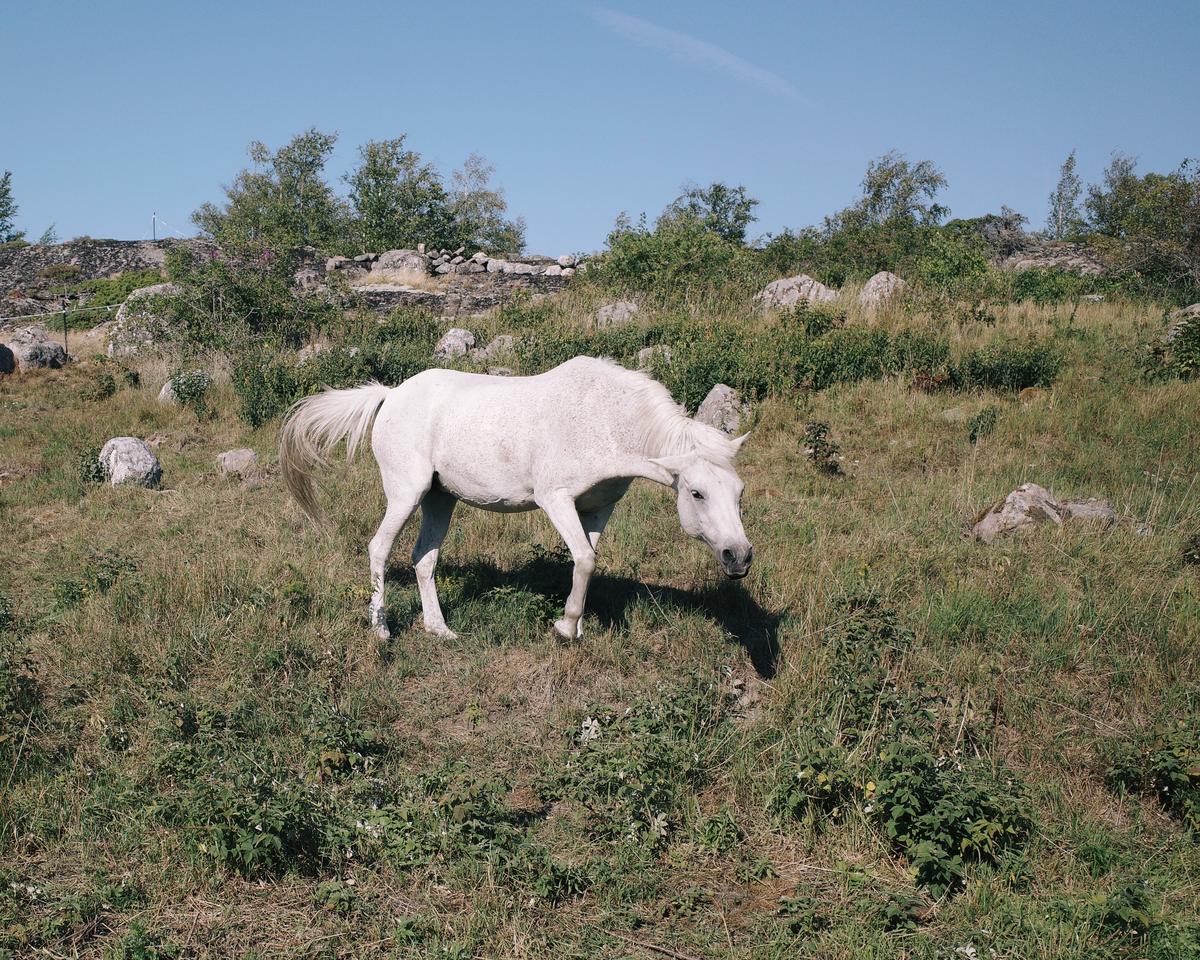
[279,381,391,522]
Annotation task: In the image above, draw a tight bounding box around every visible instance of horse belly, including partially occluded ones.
[434,461,537,512]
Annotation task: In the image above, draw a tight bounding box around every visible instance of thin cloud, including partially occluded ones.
[586,5,800,101]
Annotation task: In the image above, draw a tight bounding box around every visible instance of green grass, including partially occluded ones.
[0,291,1198,958]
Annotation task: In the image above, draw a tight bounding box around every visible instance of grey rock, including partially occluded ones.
[99,437,162,488]
[637,344,672,369]
[353,253,375,263]
[0,343,13,375]
[157,380,177,404]
[972,483,1117,543]
[434,327,476,358]
[595,300,639,327]
[4,325,68,372]
[858,271,908,309]
[1082,293,1105,303]
[108,282,181,357]
[474,335,514,361]
[453,246,465,256]
[435,263,454,275]
[556,255,576,267]
[543,264,563,276]
[695,383,747,434]
[471,251,489,263]
[217,447,259,479]
[451,255,464,265]
[461,261,485,274]
[1166,304,1200,344]
[561,267,576,277]
[487,367,514,377]
[486,258,508,273]
[754,274,837,309]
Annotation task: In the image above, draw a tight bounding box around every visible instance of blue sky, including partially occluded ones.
[4,1,1198,254]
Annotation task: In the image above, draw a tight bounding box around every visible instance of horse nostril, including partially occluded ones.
[721,548,735,565]
[745,546,754,564]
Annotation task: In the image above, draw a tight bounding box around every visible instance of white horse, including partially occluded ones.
[279,356,753,641]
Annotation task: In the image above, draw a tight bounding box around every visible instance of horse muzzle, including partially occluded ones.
[719,544,753,579]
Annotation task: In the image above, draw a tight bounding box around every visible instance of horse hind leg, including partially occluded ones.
[368,477,430,640]
[412,486,457,640]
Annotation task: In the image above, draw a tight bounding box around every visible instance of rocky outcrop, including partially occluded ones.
[858,271,908,309]
[972,483,1116,543]
[755,274,838,309]
[2,325,68,372]
[695,384,748,434]
[99,437,162,488]
[1001,241,1106,276]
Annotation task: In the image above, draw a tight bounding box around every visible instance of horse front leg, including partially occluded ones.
[537,491,596,641]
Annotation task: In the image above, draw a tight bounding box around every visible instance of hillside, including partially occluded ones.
[2,267,1198,958]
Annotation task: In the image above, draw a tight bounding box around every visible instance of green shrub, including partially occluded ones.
[1009,267,1097,305]
[38,263,82,282]
[953,339,1062,390]
[77,447,105,485]
[167,370,213,419]
[801,421,843,475]
[1106,722,1200,833]
[770,738,855,825]
[83,268,165,308]
[967,405,1000,443]
[82,371,117,402]
[913,231,992,299]
[1146,315,1200,381]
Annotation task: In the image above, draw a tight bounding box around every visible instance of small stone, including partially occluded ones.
[561,267,576,277]
[217,447,259,479]
[451,255,464,265]
[99,437,162,488]
[435,263,453,274]
[453,246,465,256]
[543,264,563,276]
[474,335,514,361]
[434,328,476,358]
[595,300,639,327]
[1061,498,1117,526]
[695,384,747,434]
[471,251,489,263]
[972,484,1117,543]
[556,255,575,267]
[417,242,426,254]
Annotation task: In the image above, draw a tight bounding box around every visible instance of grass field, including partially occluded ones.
[1,290,1198,958]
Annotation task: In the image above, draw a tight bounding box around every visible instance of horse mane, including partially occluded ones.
[590,358,740,463]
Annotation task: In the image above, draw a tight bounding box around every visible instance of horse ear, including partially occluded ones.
[732,432,752,454]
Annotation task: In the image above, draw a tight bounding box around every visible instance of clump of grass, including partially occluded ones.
[967,404,1000,443]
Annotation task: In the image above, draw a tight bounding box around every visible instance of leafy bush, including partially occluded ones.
[1009,267,1099,305]
[801,421,843,475]
[82,370,117,402]
[953,339,1062,391]
[1105,722,1200,833]
[77,447,104,485]
[1146,315,1200,381]
[770,738,856,825]
[167,369,213,419]
[82,268,165,308]
[967,405,1000,443]
[912,230,992,299]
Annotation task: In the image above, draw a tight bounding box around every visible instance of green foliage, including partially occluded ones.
[82,370,117,402]
[53,550,138,609]
[663,181,759,244]
[967,405,1000,443]
[0,630,42,774]
[1105,722,1200,833]
[167,369,212,419]
[193,128,345,250]
[344,136,458,253]
[1047,149,1086,241]
[953,338,1062,391]
[770,738,855,824]
[801,420,843,475]
[229,310,438,426]
[913,230,992,299]
[1095,879,1156,941]
[82,268,165,309]
[77,447,105,485]
[600,211,758,296]
[104,922,182,959]
[1085,154,1200,294]
[541,674,733,846]
[1009,267,1096,304]
[0,169,22,244]
[1146,315,1200,381]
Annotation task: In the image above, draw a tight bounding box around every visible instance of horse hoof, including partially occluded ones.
[374,625,391,641]
[428,625,458,641]
[553,619,577,642]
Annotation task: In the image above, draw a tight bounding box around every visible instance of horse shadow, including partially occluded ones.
[398,552,781,679]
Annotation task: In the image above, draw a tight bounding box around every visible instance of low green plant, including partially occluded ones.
[1105,722,1200,833]
[953,338,1062,391]
[967,405,1000,443]
[167,370,213,419]
[82,370,117,402]
[104,922,182,959]
[77,447,105,485]
[801,421,843,475]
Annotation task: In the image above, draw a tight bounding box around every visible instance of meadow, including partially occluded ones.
[1,279,1198,959]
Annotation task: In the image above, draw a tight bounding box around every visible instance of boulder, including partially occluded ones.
[543,264,563,276]
[0,343,13,375]
[755,274,838,309]
[434,328,476,359]
[108,282,181,357]
[486,258,508,273]
[217,447,259,479]
[858,271,908,309]
[157,380,177,404]
[556,255,576,268]
[99,437,162,488]
[972,483,1116,543]
[474,334,514,362]
[4,325,68,372]
[637,345,672,370]
[595,300,639,327]
[371,249,429,284]
[695,384,748,434]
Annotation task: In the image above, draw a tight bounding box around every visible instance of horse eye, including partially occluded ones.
[691,490,704,500]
